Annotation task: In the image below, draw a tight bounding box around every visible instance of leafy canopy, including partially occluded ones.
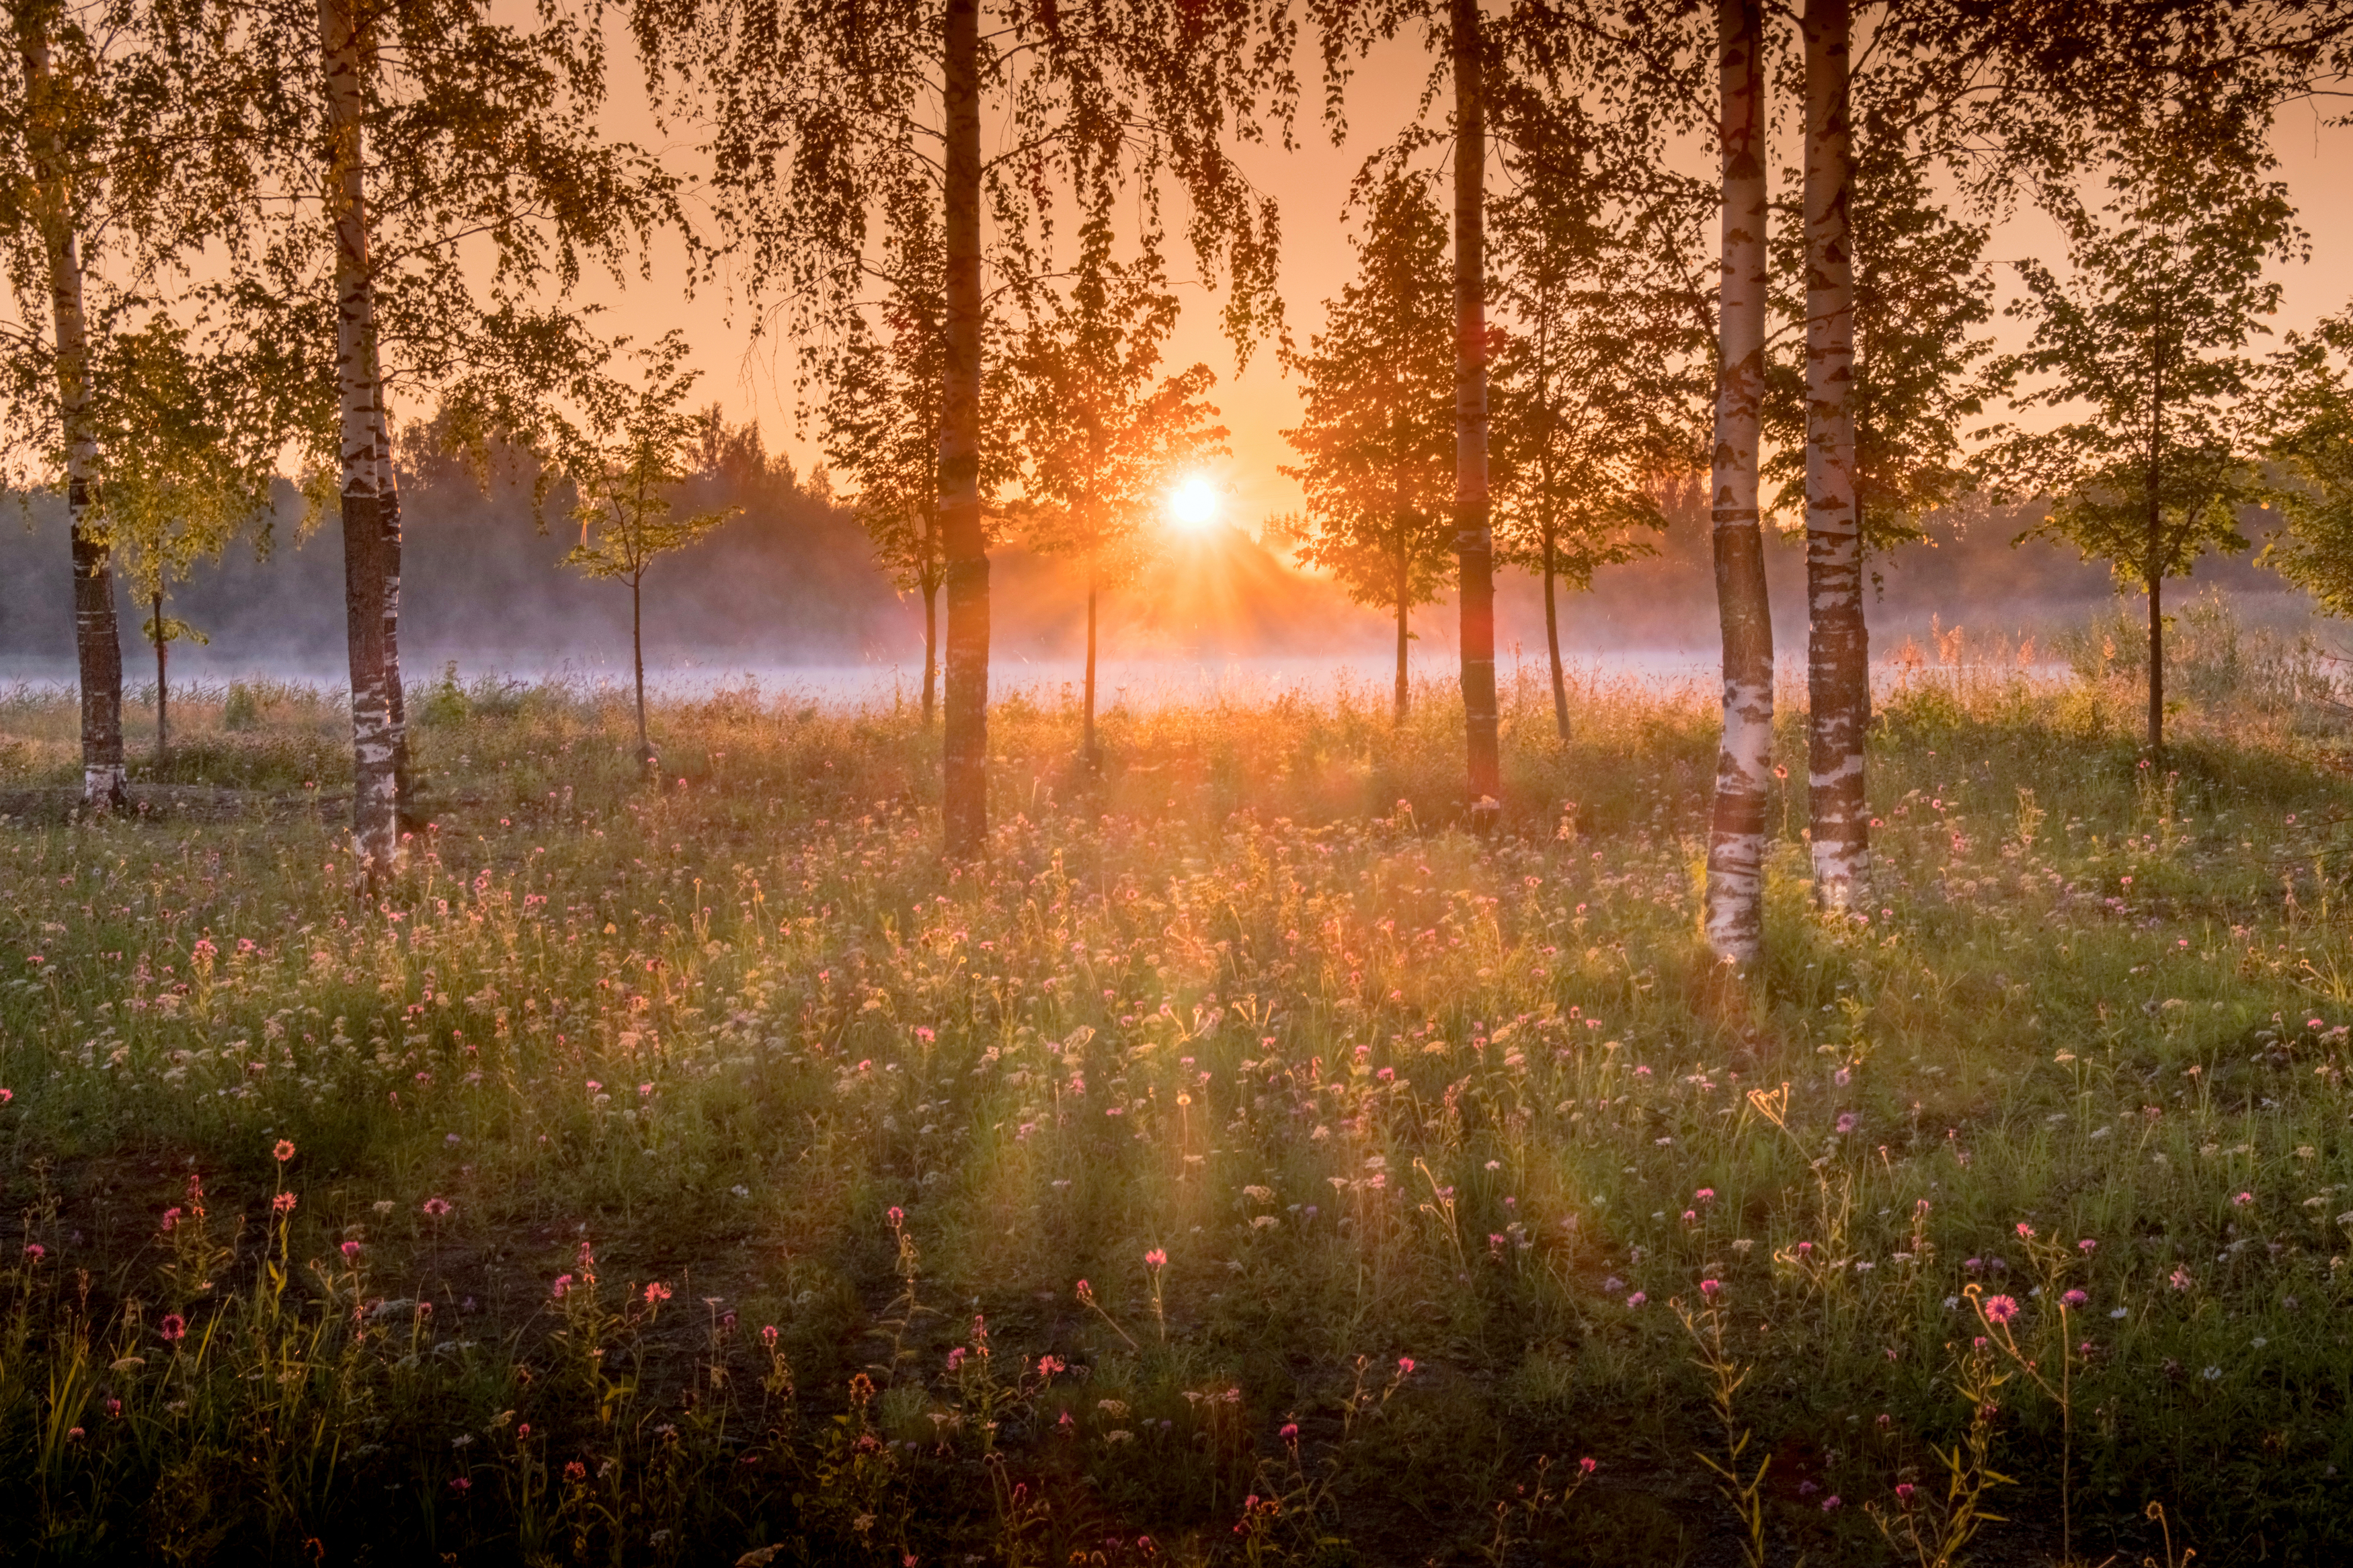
[551,332,736,589]
[1984,104,2301,587]
[1010,212,1226,590]
[1279,169,1458,614]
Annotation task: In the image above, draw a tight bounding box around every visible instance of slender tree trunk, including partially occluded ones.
[1803,0,1866,912]
[153,592,167,768]
[1705,0,1775,966]
[1452,0,1499,827]
[18,11,126,809]
[939,0,990,854]
[1082,556,1099,771]
[2147,515,2163,761]
[2146,358,2166,760]
[1394,540,1410,725]
[921,573,939,726]
[632,574,654,766]
[1542,526,1570,741]
[323,0,399,878]
[378,376,412,824]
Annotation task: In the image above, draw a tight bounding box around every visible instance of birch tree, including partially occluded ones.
[1010,214,1225,770]
[1796,0,1863,911]
[818,187,1016,729]
[1704,0,1773,966]
[2,0,138,805]
[1986,106,2296,760]
[822,206,950,728]
[631,0,1293,856]
[2260,307,2353,613]
[177,0,678,879]
[84,319,273,767]
[1280,169,1458,726]
[1487,85,1701,742]
[1308,0,1505,821]
[549,333,737,768]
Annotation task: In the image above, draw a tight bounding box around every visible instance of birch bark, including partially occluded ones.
[1452,0,1499,825]
[939,0,990,855]
[1705,0,1774,964]
[323,0,401,876]
[17,10,126,807]
[1803,0,1866,911]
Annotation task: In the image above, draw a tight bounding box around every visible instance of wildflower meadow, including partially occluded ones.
[1,625,2350,1565]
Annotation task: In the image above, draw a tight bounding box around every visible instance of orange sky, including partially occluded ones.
[585,29,2353,540]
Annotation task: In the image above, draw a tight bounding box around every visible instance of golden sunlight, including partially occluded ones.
[1166,474,1220,533]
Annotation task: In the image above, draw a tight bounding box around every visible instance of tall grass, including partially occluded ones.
[0,611,2350,1563]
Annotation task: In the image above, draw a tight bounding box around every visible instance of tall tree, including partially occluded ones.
[1310,0,1500,821]
[84,319,274,767]
[548,333,737,768]
[821,192,953,727]
[180,0,677,878]
[3,0,135,806]
[1704,0,1773,966]
[1450,0,1497,823]
[1487,84,1702,742]
[2259,306,2353,614]
[1281,169,1459,726]
[631,0,1293,857]
[1985,104,2297,759]
[1798,0,1862,911]
[1011,214,1225,770]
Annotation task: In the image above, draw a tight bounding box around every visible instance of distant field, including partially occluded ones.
[3,606,2352,1566]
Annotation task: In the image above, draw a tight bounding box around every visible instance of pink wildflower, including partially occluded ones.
[1983,1294,2020,1325]
[274,1139,296,1163]
[159,1314,186,1343]
[422,1197,452,1219]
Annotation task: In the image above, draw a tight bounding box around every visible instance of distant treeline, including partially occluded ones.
[0,431,2307,679]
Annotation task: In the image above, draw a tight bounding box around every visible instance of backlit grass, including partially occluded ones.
[1,616,2350,1565]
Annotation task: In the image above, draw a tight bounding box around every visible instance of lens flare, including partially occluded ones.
[1168,475,1220,532]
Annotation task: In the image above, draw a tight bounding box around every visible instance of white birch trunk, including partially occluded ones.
[17,11,126,807]
[1804,0,1866,911]
[323,0,400,877]
[1704,0,1775,964]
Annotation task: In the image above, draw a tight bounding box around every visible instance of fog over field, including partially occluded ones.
[1,461,2325,696]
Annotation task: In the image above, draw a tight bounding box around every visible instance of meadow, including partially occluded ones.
[1,604,2350,1565]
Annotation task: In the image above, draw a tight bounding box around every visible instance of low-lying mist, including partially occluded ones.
[0,445,2326,690]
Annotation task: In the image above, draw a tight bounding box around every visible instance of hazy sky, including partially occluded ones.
[582,29,2353,539]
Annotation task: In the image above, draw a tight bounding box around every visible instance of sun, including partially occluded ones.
[1167,474,1220,533]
